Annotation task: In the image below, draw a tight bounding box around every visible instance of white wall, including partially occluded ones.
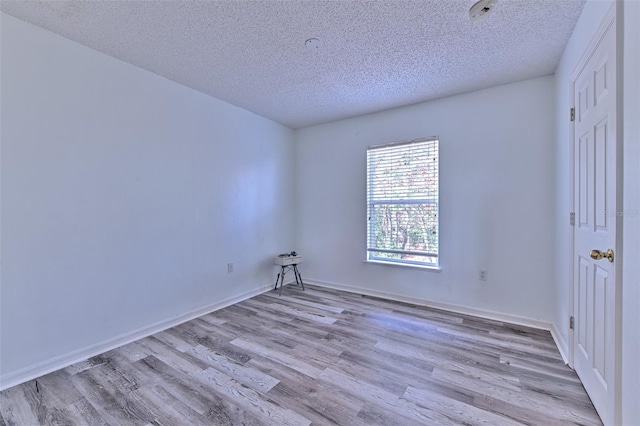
[0,13,295,385]
[554,1,640,424]
[621,2,640,424]
[295,76,556,323]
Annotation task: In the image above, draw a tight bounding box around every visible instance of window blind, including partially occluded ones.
[366,138,439,266]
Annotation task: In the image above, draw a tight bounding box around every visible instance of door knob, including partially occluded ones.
[590,249,614,263]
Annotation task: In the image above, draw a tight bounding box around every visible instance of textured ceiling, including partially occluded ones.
[0,0,585,129]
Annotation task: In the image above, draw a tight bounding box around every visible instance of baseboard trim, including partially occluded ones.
[0,283,277,391]
[550,322,570,364]
[305,278,554,331]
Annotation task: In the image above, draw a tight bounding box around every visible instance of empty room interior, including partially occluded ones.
[0,0,639,425]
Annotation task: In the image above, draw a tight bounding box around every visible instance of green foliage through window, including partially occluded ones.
[367,138,439,266]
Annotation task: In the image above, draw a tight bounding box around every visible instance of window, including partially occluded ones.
[366,137,439,267]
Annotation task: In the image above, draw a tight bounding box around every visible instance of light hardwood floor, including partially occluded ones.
[0,284,601,425]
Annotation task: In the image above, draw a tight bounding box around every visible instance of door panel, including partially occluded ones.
[577,256,589,358]
[594,118,608,230]
[578,133,589,227]
[594,58,609,106]
[593,264,607,386]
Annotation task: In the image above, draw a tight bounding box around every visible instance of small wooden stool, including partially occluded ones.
[274,255,304,296]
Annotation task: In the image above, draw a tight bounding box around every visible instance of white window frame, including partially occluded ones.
[366,137,439,268]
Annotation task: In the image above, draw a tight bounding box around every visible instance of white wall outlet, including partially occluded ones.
[479,270,488,281]
[227,263,233,273]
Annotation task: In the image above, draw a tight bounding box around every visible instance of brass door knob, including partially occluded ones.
[590,249,614,263]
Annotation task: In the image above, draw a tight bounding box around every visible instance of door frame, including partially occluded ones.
[568,2,622,424]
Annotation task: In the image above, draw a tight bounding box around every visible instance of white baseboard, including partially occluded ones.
[0,283,277,391]
[305,278,554,331]
[550,322,570,364]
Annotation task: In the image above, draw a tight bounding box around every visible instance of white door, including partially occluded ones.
[571,6,618,426]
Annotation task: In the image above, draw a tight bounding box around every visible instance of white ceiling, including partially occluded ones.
[1,0,585,129]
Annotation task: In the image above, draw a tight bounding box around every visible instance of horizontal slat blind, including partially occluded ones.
[367,138,439,266]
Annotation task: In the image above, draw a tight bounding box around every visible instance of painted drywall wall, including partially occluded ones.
[621,2,640,424]
[295,76,556,322]
[554,1,640,423]
[0,13,295,382]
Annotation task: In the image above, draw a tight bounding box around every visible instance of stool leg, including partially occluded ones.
[279,266,286,296]
[294,265,305,291]
[274,272,280,291]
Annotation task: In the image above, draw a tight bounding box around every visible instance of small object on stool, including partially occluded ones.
[274,254,304,296]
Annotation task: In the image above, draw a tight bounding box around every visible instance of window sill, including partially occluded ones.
[363,259,442,272]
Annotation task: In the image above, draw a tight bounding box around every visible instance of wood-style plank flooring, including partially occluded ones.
[0,284,602,425]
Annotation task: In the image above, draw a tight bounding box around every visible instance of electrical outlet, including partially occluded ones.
[227,263,233,273]
[478,270,488,281]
